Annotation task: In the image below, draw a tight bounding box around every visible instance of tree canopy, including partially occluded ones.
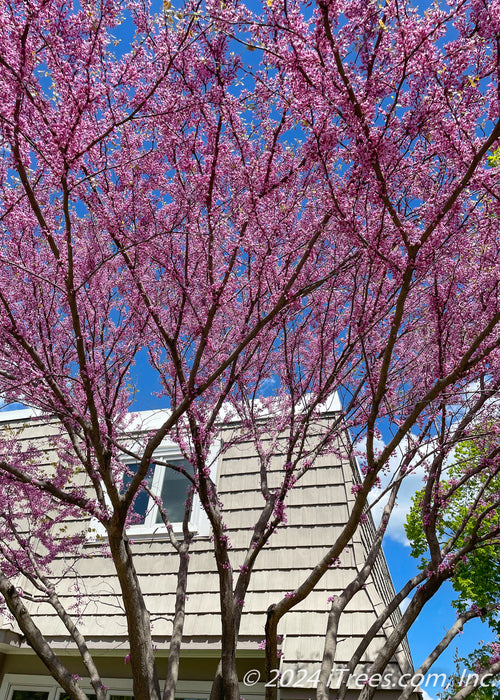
[0,0,500,699]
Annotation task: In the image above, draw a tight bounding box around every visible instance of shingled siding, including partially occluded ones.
[0,410,413,698]
[215,427,408,672]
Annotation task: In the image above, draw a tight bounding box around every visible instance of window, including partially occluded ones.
[86,418,220,542]
[2,682,204,700]
[123,458,193,530]
[3,683,55,700]
[0,676,208,700]
[0,676,260,700]
[120,439,219,539]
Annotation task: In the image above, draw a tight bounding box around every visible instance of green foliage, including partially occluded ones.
[405,440,500,630]
[453,547,500,623]
[405,493,429,561]
[487,148,500,168]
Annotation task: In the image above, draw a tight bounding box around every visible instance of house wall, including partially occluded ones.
[0,410,413,698]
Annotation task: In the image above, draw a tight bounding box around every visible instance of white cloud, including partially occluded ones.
[358,435,435,546]
[399,596,412,613]
[421,688,437,700]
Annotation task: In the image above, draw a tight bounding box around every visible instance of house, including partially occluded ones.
[0,407,414,700]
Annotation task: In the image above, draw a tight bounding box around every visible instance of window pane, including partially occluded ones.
[156,459,192,524]
[123,463,154,524]
[59,694,96,700]
[12,693,50,700]
[109,695,134,700]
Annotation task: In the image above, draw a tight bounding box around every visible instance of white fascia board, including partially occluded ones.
[0,407,42,423]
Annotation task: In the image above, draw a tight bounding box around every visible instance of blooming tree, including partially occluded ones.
[0,0,500,699]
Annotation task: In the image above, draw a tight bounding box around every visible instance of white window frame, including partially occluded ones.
[122,441,218,540]
[0,675,209,700]
[0,677,57,700]
[0,674,263,700]
[87,436,219,542]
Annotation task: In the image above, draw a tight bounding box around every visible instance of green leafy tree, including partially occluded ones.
[406,440,500,625]
[406,439,500,698]
[488,148,500,168]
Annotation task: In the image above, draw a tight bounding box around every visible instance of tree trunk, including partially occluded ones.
[265,605,279,700]
[163,546,190,700]
[0,573,90,700]
[220,581,240,700]
[108,531,161,700]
